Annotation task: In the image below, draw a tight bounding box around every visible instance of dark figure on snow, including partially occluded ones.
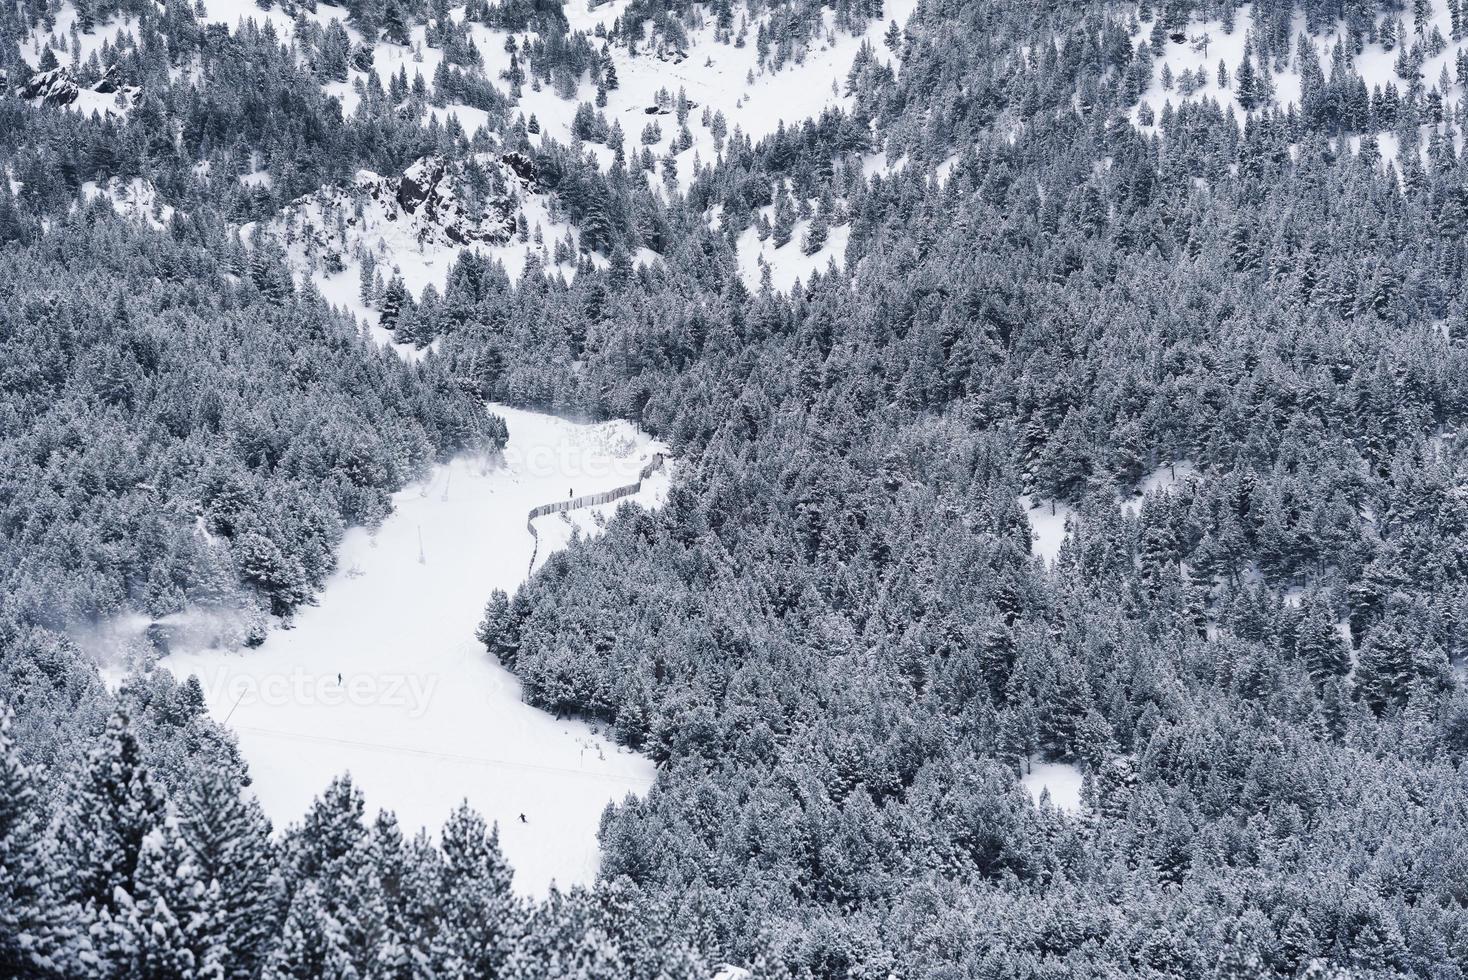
[519,813,527,823]
[337,672,342,685]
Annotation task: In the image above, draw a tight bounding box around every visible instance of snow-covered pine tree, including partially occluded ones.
[430,804,518,978]
[379,274,412,331]
[57,711,167,915]
[177,769,283,979]
[0,706,65,977]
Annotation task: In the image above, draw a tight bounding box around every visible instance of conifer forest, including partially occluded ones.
[6,0,1468,975]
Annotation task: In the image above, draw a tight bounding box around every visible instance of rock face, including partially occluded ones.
[396,157,447,215]
[502,151,536,185]
[20,64,138,112]
[348,154,518,248]
[265,152,538,277]
[21,66,79,107]
[92,65,124,94]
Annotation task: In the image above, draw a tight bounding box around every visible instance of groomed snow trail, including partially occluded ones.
[161,405,667,896]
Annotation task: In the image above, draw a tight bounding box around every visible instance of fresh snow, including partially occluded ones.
[1122,460,1200,514]
[195,0,356,43]
[37,0,914,293]
[1021,495,1076,565]
[19,2,137,70]
[1020,758,1084,814]
[536,0,919,166]
[160,405,669,896]
[711,967,753,980]
[736,219,850,293]
[261,153,592,308]
[80,177,174,228]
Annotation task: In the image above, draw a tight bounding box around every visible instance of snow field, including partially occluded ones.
[1121,460,1199,515]
[19,1,137,71]
[1021,494,1077,565]
[81,177,176,228]
[736,218,850,292]
[513,0,918,176]
[1020,758,1085,814]
[161,405,669,896]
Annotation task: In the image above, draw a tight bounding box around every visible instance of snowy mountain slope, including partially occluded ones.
[259,152,522,286]
[80,176,176,228]
[16,0,916,322]
[1132,0,1467,164]
[735,215,850,292]
[18,1,140,70]
[523,0,919,180]
[252,148,610,353]
[159,405,669,896]
[22,0,912,293]
[16,2,145,116]
[16,62,138,117]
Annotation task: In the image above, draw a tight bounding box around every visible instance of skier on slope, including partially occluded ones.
[519,813,527,824]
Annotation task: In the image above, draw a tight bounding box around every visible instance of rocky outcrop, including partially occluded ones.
[92,64,125,94]
[21,66,79,107]
[346,155,520,248]
[502,151,537,185]
[396,156,445,214]
[258,148,556,300]
[20,64,137,111]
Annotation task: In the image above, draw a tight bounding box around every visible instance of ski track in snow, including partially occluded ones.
[161,404,668,897]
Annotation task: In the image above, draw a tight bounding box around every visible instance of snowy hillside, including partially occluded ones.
[160,405,670,896]
[1132,0,1468,165]
[532,0,919,177]
[257,150,580,299]
[19,0,912,303]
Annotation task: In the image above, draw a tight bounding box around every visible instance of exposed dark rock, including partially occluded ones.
[21,66,79,107]
[93,65,122,94]
[397,156,447,214]
[350,43,374,72]
[502,151,536,185]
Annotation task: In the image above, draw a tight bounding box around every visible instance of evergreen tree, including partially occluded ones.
[177,769,283,980]
[0,707,64,978]
[380,275,412,331]
[1355,608,1416,713]
[430,804,518,978]
[1295,594,1349,686]
[58,711,167,915]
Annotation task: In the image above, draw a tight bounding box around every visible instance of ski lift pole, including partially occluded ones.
[222,688,247,726]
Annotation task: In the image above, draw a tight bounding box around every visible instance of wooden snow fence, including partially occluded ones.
[525,453,666,575]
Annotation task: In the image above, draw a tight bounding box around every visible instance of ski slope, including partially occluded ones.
[161,405,669,896]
